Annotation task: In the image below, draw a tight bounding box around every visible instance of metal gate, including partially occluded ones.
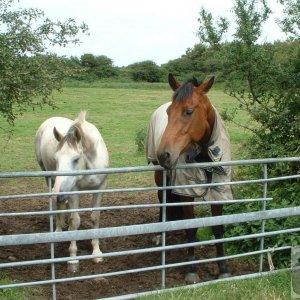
[0,157,299,299]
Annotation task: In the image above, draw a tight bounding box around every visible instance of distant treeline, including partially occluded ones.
[61,40,299,83]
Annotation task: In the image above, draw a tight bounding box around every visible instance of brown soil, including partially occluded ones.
[0,182,256,300]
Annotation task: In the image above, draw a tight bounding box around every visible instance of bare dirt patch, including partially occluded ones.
[0,182,256,299]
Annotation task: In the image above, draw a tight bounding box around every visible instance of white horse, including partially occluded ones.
[35,111,109,272]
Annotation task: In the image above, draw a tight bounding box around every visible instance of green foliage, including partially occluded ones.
[197,8,229,48]
[128,60,162,82]
[279,0,300,38]
[76,53,119,81]
[0,0,88,126]
[197,0,300,268]
[225,165,300,267]
[163,44,226,82]
[135,127,147,153]
[0,272,34,299]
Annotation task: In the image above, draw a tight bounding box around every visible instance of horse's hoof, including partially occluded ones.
[185,272,200,284]
[92,249,103,263]
[67,260,79,273]
[218,272,231,279]
[93,257,103,264]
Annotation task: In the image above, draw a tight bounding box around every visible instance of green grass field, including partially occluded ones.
[0,83,252,195]
[0,84,291,299]
[0,84,250,172]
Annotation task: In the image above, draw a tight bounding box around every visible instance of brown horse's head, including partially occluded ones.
[157,74,216,169]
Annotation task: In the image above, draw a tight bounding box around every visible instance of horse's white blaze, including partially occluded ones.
[35,111,109,271]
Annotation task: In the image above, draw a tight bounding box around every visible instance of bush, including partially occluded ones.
[128,60,162,82]
[225,164,300,268]
[135,127,147,153]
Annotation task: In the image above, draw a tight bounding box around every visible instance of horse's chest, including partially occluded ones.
[195,149,211,163]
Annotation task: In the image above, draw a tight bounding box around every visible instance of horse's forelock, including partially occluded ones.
[56,124,81,150]
[172,78,202,102]
[56,115,92,153]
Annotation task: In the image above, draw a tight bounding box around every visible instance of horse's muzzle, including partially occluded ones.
[158,152,173,169]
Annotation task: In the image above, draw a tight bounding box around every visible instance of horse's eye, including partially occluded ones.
[184,109,193,116]
[73,156,80,164]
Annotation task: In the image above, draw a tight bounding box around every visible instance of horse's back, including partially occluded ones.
[35,117,73,171]
[78,119,109,169]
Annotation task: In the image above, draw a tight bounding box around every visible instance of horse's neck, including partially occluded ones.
[200,102,216,145]
[193,103,215,163]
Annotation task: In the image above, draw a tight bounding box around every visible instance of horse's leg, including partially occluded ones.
[211,204,231,278]
[55,198,66,232]
[47,176,66,232]
[67,194,80,273]
[181,196,200,283]
[153,169,163,245]
[154,170,183,242]
[90,192,103,263]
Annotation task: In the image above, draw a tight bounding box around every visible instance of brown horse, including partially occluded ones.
[146,74,233,283]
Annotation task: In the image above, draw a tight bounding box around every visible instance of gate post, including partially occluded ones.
[161,170,167,289]
[259,164,268,272]
[48,177,57,300]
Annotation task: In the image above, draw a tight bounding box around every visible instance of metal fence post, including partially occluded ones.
[259,164,268,272]
[48,177,57,300]
[161,170,167,289]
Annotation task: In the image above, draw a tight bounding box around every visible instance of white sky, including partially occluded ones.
[14,0,286,67]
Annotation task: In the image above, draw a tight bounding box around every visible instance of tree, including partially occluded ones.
[197,7,228,49]
[197,0,299,159]
[163,44,208,81]
[128,60,162,82]
[0,0,88,126]
[197,0,300,267]
[279,0,300,38]
[79,54,118,80]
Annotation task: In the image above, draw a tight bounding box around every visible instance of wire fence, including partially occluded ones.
[0,157,299,299]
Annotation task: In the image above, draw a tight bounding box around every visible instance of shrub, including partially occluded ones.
[135,127,147,153]
[128,60,162,82]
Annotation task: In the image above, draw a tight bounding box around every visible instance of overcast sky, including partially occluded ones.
[15,0,286,67]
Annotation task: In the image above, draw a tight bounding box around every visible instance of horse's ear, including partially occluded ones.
[168,73,180,91]
[53,127,63,142]
[74,127,81,143]
[200,76,215,93]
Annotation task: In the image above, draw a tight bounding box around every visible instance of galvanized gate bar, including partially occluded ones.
[0,245,291,290]
[1,227,300,269]
[0,206,299,246]
[104,269,289,300]
[0,198,274,217]
[1,157,299,178]
[0,157,299,299]
[1,174,299,201]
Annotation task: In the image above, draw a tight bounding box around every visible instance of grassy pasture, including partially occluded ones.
[0,84,250,173]
[0,84,252,197]
[0,84,291,299]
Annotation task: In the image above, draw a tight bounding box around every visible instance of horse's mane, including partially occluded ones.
[58,111,92,151]
[172,77,202,102]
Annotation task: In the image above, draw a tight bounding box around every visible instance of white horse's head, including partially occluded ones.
[52,124,86,199]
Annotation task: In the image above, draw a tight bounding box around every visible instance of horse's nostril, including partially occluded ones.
[164,152,170,160]
[158,151,171,168]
